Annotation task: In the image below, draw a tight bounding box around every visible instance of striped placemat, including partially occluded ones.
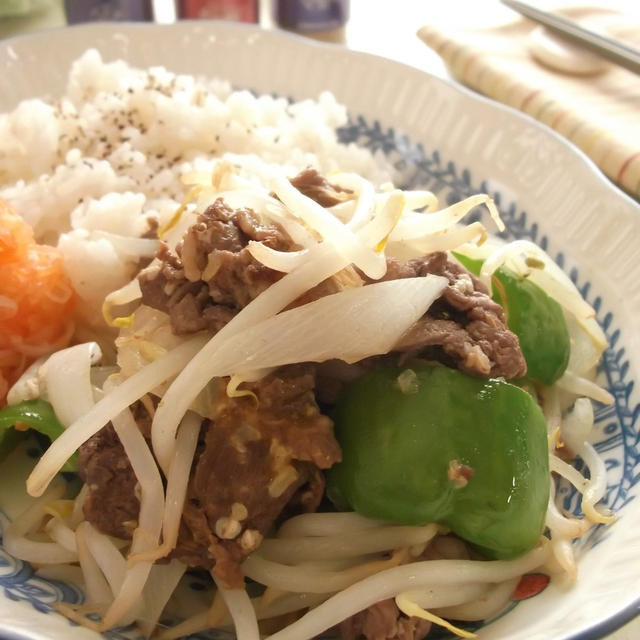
[418,6,640,199]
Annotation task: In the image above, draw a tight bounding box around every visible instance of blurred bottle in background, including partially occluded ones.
[64,0,153,22]
[0,0,54,18]
[177,0,258,21]
[271,0,349,41]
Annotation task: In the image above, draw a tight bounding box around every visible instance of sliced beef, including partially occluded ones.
[138,198,295,335]
[385,253,526,379]
[339,599,432,640]
[174,364,341,587]
[79,365,340,589]
[289,167,351,207]
[78,424,140,540]
[78,402,153,539]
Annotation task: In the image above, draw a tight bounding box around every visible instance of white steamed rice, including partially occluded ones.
[0,49,393,329]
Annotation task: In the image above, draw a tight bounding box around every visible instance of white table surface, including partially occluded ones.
[0,0,638,638]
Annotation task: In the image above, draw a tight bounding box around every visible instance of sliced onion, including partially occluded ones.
[566,312,602,377]
[151,241,351,473]
[6,354,48,405]
[42,342,102,428]
[561,397,593,452]
[151,274,446,471]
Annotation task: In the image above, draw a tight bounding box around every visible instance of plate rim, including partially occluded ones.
[0,19,639,640]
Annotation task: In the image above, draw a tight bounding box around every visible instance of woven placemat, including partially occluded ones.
[418,5,640,199]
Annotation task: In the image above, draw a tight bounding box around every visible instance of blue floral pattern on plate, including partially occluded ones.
[0,114,638,639]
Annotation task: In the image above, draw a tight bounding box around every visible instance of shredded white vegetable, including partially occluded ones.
[27,335,207,497]
[432,578,519,622]
[8,154,616,640]
[277,512,386,539]
[258,523,438,564]
[41,342,102,428]
[138,560,187,637]
[3,483,78,565]
[263,546,549,640]
[130,412,200,565]
[390,194,501,241]
[269,172,386,279]
[212,575,260,640]
[100,403,165,629]
[557,371,614,405]
[82,522,127,597]
[75,521,113,606]
[478,240,607,349]
[45,517,78,553]
[152,276,446,471]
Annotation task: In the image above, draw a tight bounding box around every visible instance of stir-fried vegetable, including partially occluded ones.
[454,252,570,385]
[327,364,550,559]
[0,399,76,471]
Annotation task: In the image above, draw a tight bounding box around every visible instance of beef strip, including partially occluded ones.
[79,365,340,589]
[289,167,351,207]
[384,253,526,379]
[78,424,139,540]
[174,364,340,587]
[138,198,294,335]
[339,599,432,640]
[138,178,356,337]
[78,402,154,539]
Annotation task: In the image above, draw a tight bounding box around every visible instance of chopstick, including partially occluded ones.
[501,0,640,74]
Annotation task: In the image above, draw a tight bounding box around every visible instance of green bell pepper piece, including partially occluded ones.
[327,364,550,559]
[0,399,77,471]
[453,252,570,385]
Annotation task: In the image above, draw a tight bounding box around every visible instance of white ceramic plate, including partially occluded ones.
[1,21,639,640]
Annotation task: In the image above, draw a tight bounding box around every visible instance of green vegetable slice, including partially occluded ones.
[327,364,550,559]
[0,399,77,471]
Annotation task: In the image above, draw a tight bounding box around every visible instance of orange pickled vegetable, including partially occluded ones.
[0,200,76,405]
